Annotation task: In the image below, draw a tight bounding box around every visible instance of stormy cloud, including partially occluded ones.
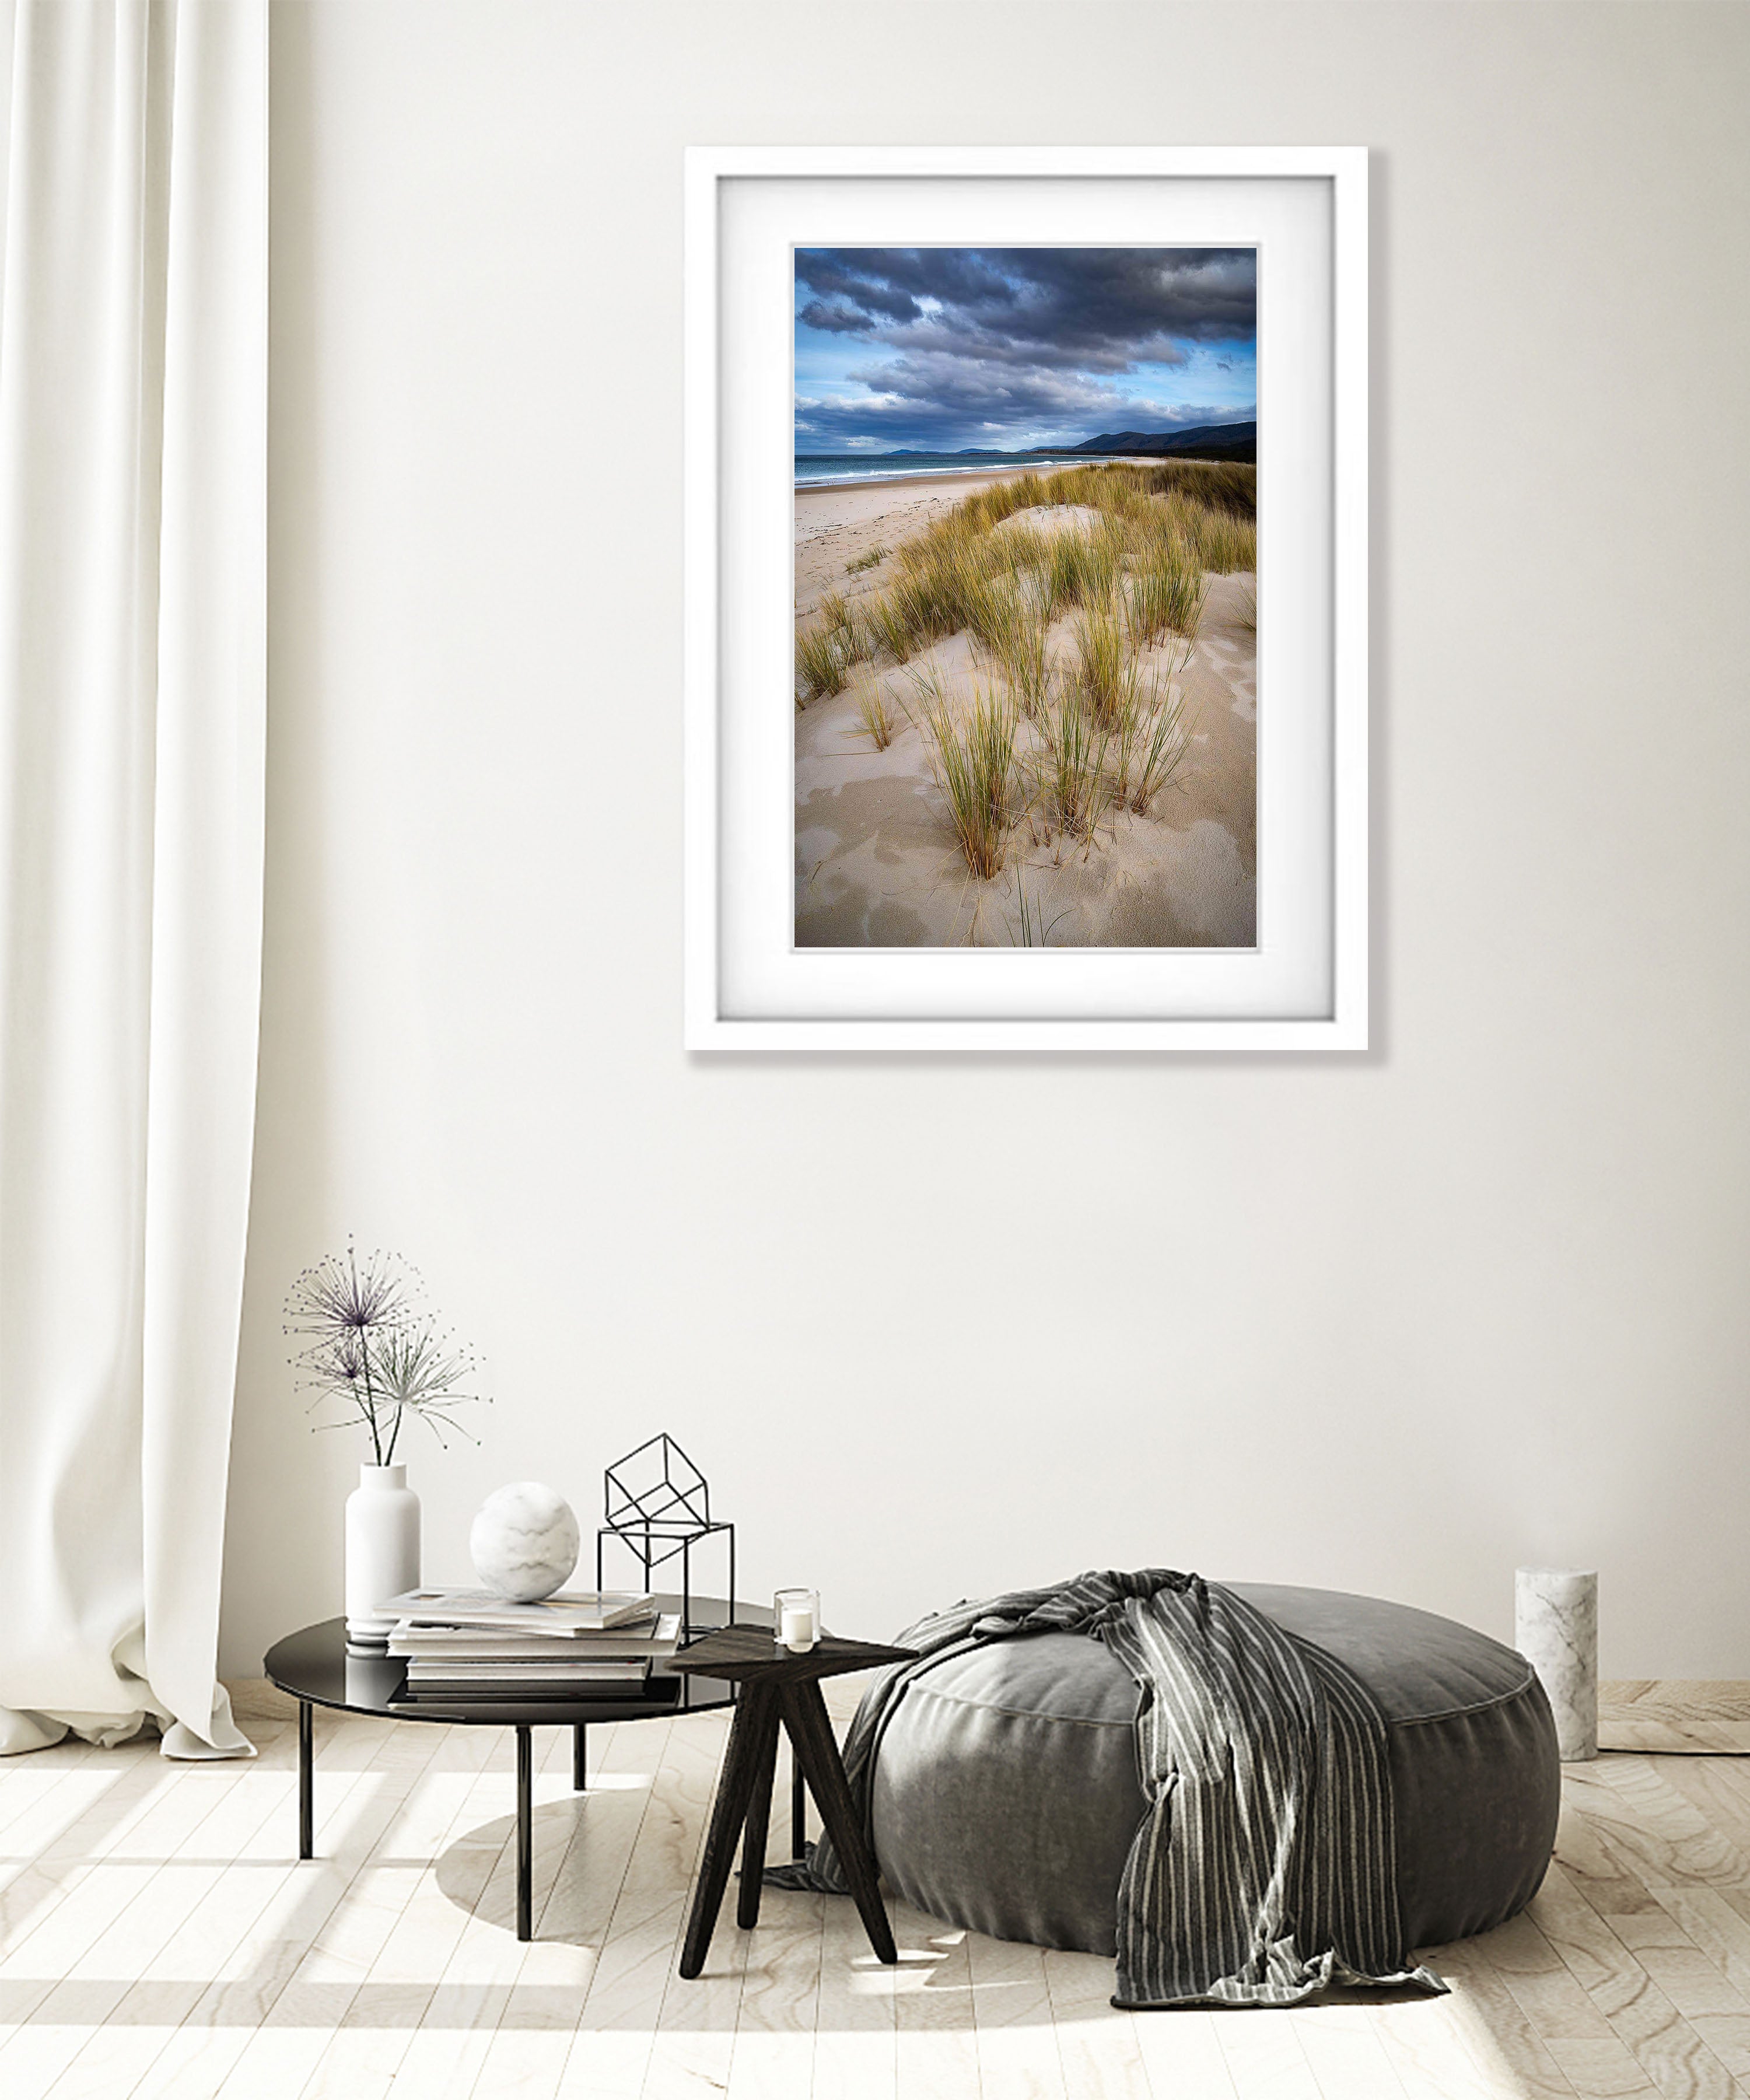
[795,247,1256,453]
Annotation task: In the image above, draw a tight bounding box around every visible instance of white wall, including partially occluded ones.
[220,0,1750,1681]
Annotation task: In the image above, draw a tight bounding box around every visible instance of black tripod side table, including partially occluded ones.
[671,1626,916,1979]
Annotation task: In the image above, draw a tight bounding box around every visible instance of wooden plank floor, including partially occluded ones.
[1601,1684,1750,1755]
[4,1681,1750,2099]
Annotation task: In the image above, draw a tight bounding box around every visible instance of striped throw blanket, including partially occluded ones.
[772,1569,1447,2009]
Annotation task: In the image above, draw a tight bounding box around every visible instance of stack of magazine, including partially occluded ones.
[379,1588,681,1708]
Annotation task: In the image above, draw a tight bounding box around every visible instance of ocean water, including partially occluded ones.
[795,451,1073,488]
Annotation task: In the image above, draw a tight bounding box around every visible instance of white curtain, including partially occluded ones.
[0,0,266,1758]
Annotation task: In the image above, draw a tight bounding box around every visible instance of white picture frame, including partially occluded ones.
[684,146,1367,1052]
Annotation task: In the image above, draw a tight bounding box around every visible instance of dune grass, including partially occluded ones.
[1125,546,1206,648]
[1184,505,1256,575]
[1044,527,1122,617]
[1128,691,1192,813]
[863,589,921,665]
[958,569,1024,653]
[914,674,1020,879]
[849,675,898,751]
[954,469,1048,534]
[1072,601,1131,724]
[1005,863,1072,947]
[796,589,875,704]
[817,590,860,646]
[796,620,849,705]
[993,519,1054,577]
[1111,655,1192,814]
[1035,692,1112,841]
[850,458,1253,668]
[1139,457,1256,513]
[884,567,960,654]
[803,458,1251,866]
[978,594,1054,726]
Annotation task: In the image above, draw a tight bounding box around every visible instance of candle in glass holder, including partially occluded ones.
[774,1586,819,1652]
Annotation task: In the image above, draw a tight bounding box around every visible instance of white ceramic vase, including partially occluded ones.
[345,1462,421,1646]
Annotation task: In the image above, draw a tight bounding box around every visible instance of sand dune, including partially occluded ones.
[793,470,1258,950]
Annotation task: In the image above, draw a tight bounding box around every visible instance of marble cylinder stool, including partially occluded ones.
[1516,1567,1598,1762]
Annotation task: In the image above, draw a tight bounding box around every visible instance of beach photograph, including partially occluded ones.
[793,247,1259,949]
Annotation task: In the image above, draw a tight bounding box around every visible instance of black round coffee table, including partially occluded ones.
[265,1594,778,1940]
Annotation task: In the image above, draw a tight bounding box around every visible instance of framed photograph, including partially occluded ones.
[684,147,1367,1052]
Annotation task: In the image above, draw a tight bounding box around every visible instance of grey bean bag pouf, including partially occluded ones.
[868,1583,1559,1958]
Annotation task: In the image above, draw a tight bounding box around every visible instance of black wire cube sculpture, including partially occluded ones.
[596,1433,734,1640]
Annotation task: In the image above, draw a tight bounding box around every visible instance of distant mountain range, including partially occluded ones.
[803,421,1256,468]
[1068,421,1256,463]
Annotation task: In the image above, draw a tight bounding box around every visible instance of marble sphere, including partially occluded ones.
[469,1482,580,1603]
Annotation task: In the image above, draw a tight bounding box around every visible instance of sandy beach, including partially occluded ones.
[796,464,1160,620]
[794,464,1258,950]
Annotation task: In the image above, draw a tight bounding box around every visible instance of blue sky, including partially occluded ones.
[794,247,1256,454]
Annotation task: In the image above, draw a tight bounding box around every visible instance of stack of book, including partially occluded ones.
[378,1588,682,1708]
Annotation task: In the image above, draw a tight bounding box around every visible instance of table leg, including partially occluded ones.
[735,1695,783,1930]
[516,1726,533,1942]
[573,1723,587,1793]
[298,1701,313,1860]
[791,1752,806,1861]
[679,1683,775,1979]
[781,1683,897,1965]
